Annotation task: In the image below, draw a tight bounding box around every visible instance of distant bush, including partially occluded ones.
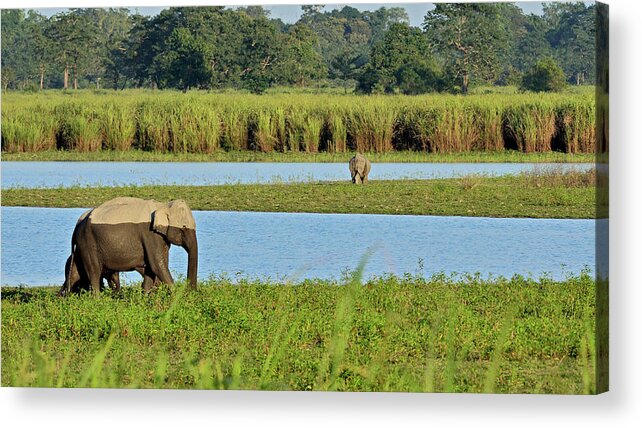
[521,58,566,92]
[395,61,444,95]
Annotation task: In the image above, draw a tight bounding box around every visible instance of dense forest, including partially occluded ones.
[1,3,596,94]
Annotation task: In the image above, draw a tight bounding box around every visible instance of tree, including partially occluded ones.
[131,7,233,88]
[238,16,283,93]
[520,57,566,92]
[237,5,270,19]
[1,10,35,89]
[277,24,326,86]
[48,10,99,90]
[0,4,594,93]
[544,2,595,85]
[154,27,213,91]
[365,7,409,45]
[25,11,53,90]
[358,23,441,94]
[155,28,212,92]
[300,5,325,23]
[82,8,134,89]
[103,12,142,89]
[514,14,552,71]
[330,48,361,93]
[395,62,443,95]
[298,5,408,89]
[423,3,509,93]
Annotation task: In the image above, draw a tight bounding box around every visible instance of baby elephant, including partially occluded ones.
[349,153,371,184]
[58,254,121,296]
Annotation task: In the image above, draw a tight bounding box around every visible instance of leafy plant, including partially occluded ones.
[521,57,567,92]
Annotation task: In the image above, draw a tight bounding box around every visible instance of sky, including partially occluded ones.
[31,2,547,28]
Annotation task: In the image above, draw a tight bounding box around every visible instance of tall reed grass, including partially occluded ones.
[54,102,102,152]
[137,100,172,152]
[557,99,596,154]
[220,103,251,151]
[1,90,597,155]
[101,102,136,151]
[503,101,557,152]
[327,108,348,153]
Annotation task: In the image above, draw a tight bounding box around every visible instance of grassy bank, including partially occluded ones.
[2,170,596,219]
[1,90,595,154]
[1,272,597,393]
[1,149,594,163]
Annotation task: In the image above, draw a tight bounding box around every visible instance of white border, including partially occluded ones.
[1,1,640,427]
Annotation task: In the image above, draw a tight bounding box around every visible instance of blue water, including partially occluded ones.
[0,161,592,189]
[0,207,599,286]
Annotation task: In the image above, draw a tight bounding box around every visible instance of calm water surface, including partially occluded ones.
[1,207,598,286]
[0,162,592,189]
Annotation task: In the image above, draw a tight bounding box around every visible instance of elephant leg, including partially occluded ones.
[140,266,156,293]
[106,271,121,293]
[362,175,368,184]
[61,255,78,296]
[147,255,174,286]
[61,254,89,296]
[355,174,362,184]
[86,266,103,295]
[141,275,154,293]
[154,265,174,286]
[78,249,102,296]
[87,272,101,296]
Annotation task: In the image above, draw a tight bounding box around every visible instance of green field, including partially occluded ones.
[1,90,595,155]
[1,149,594,163]
[1,271,597,393]
[2,169,596,219]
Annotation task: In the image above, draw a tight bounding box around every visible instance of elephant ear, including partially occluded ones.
[167,200,196,230]
[152,206,170,235]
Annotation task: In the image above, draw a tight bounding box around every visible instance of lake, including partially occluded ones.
[0,161,593,189]
[0,207,599,286]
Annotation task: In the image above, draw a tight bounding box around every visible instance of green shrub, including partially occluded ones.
[521,58,566,93]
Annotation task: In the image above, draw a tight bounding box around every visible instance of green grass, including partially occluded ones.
[1,272,597,393]
[1,170,596,219]
[1,89,596,154]
[0,149,594,163]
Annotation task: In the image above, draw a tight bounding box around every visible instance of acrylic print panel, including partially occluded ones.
[0,1,608,394]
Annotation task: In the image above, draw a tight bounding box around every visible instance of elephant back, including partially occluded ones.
[89,197,165,225]
[76,209,93,225]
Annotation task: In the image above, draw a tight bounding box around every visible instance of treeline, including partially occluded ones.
[2,91,595,154]
[1,3,596,94]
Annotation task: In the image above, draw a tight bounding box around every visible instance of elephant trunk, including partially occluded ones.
[184,229,198,289]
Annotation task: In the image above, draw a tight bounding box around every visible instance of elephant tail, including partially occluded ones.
[59,244,77,297]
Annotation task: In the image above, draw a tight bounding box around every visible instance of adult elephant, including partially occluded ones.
[349,153,371,184]
[62,197,198,296]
